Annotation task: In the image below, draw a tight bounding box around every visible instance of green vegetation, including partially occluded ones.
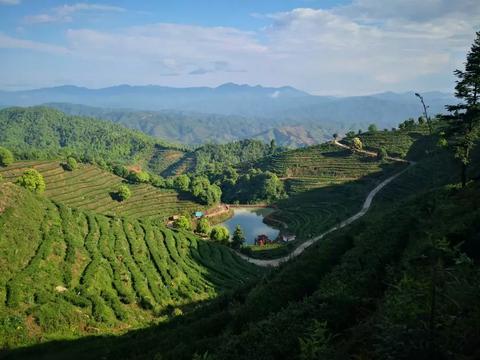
[191,176,222,206]
[231,225,245,249]
[210,226,230,243]
[345,123,432,160]
[115,185,131,202]
[0,146,14,167]
[173,215,192,231]
[195,217,211,236]
[0,107,184,174]
[0,160,201,219]
[257,142,403,239]
[64,157,78,171]
[15,169,46,194]
[352,136,363,150]
[443,31,480,187]
[0,183,262,348]
[377,146,388,160]
[164,139,279,176]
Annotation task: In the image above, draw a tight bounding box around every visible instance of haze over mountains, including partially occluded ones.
[0,83,454,146]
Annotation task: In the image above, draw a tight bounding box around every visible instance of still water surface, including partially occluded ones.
[221,207,280,245]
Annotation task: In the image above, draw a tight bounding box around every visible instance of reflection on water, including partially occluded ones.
[221,207,280,245]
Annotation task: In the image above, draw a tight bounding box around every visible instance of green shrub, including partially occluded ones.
[0,146,14,167]
[173,215,191,230]
[352,137,363,151]
[377,147,388,160]
[115,185,132,201]
[196,217,211,235]
[16,169,46,194]
[113,164,129,178]
[64,156,78,171]
[128,170,150,184]
[210,226,230,243]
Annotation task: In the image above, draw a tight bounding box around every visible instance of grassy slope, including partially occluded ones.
[0,183,263,348]
[0,160,201,219]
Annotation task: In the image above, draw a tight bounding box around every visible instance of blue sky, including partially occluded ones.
[0,0,479,94]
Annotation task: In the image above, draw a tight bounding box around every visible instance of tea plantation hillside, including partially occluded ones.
[0,107,186,174]
[255,142,406,240]
[0,182,262,348]
[343,124,433,160]
[9,169,479,360]
[0,160,201,219]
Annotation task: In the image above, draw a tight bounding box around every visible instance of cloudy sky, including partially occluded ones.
[0,0,478,94]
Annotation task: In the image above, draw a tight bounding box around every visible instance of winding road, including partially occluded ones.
[237,141,414,267]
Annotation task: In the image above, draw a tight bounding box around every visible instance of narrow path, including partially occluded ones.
[237,141,414,267]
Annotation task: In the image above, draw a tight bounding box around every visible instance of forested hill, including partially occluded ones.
[0,106,185,173]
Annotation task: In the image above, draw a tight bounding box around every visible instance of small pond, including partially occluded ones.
[220,207,280,245]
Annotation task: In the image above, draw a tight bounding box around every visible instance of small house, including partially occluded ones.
[194,211,204,218]
[255,234,270,246]
[282,234,296,242]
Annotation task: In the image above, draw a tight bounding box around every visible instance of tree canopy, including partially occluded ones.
[0,146,14,167]
[16,169,46,194]
[173,216,192,231]
[210,226,230,243]
[444,31,480,187]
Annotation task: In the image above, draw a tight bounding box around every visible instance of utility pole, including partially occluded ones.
[415,92,433,134]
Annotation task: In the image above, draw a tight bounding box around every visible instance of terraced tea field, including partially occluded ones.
[260,143,397,192]
[259,143,406,239]
[343,126,432,160]
[0,183,262,346]
[0,160,202,219]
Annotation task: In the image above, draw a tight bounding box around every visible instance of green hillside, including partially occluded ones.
[343,124,433,160]
[0,107,185,174]
[0,182,262,348]
[7,168,479,360]
[257,142,406,240]
[0,160,201,219]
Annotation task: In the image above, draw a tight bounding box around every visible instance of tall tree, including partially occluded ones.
[231,225,246,249]
[445,31,480,187]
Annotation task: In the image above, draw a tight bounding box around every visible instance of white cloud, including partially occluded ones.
[64,23,266,79]
[4,0,480,93]
[0,33,69,55]
[0,0,20,5]
[24,3,125,24]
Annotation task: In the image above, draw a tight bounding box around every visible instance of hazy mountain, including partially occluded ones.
[0,84,455,147]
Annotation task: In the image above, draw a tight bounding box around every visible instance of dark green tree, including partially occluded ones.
[64,156,78,171]
[231,225,246,249]
[368,124,378,132]
[113,164,129,178]
[444,31,480,187]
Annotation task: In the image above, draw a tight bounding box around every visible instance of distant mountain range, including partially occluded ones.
[0,83,455,147]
